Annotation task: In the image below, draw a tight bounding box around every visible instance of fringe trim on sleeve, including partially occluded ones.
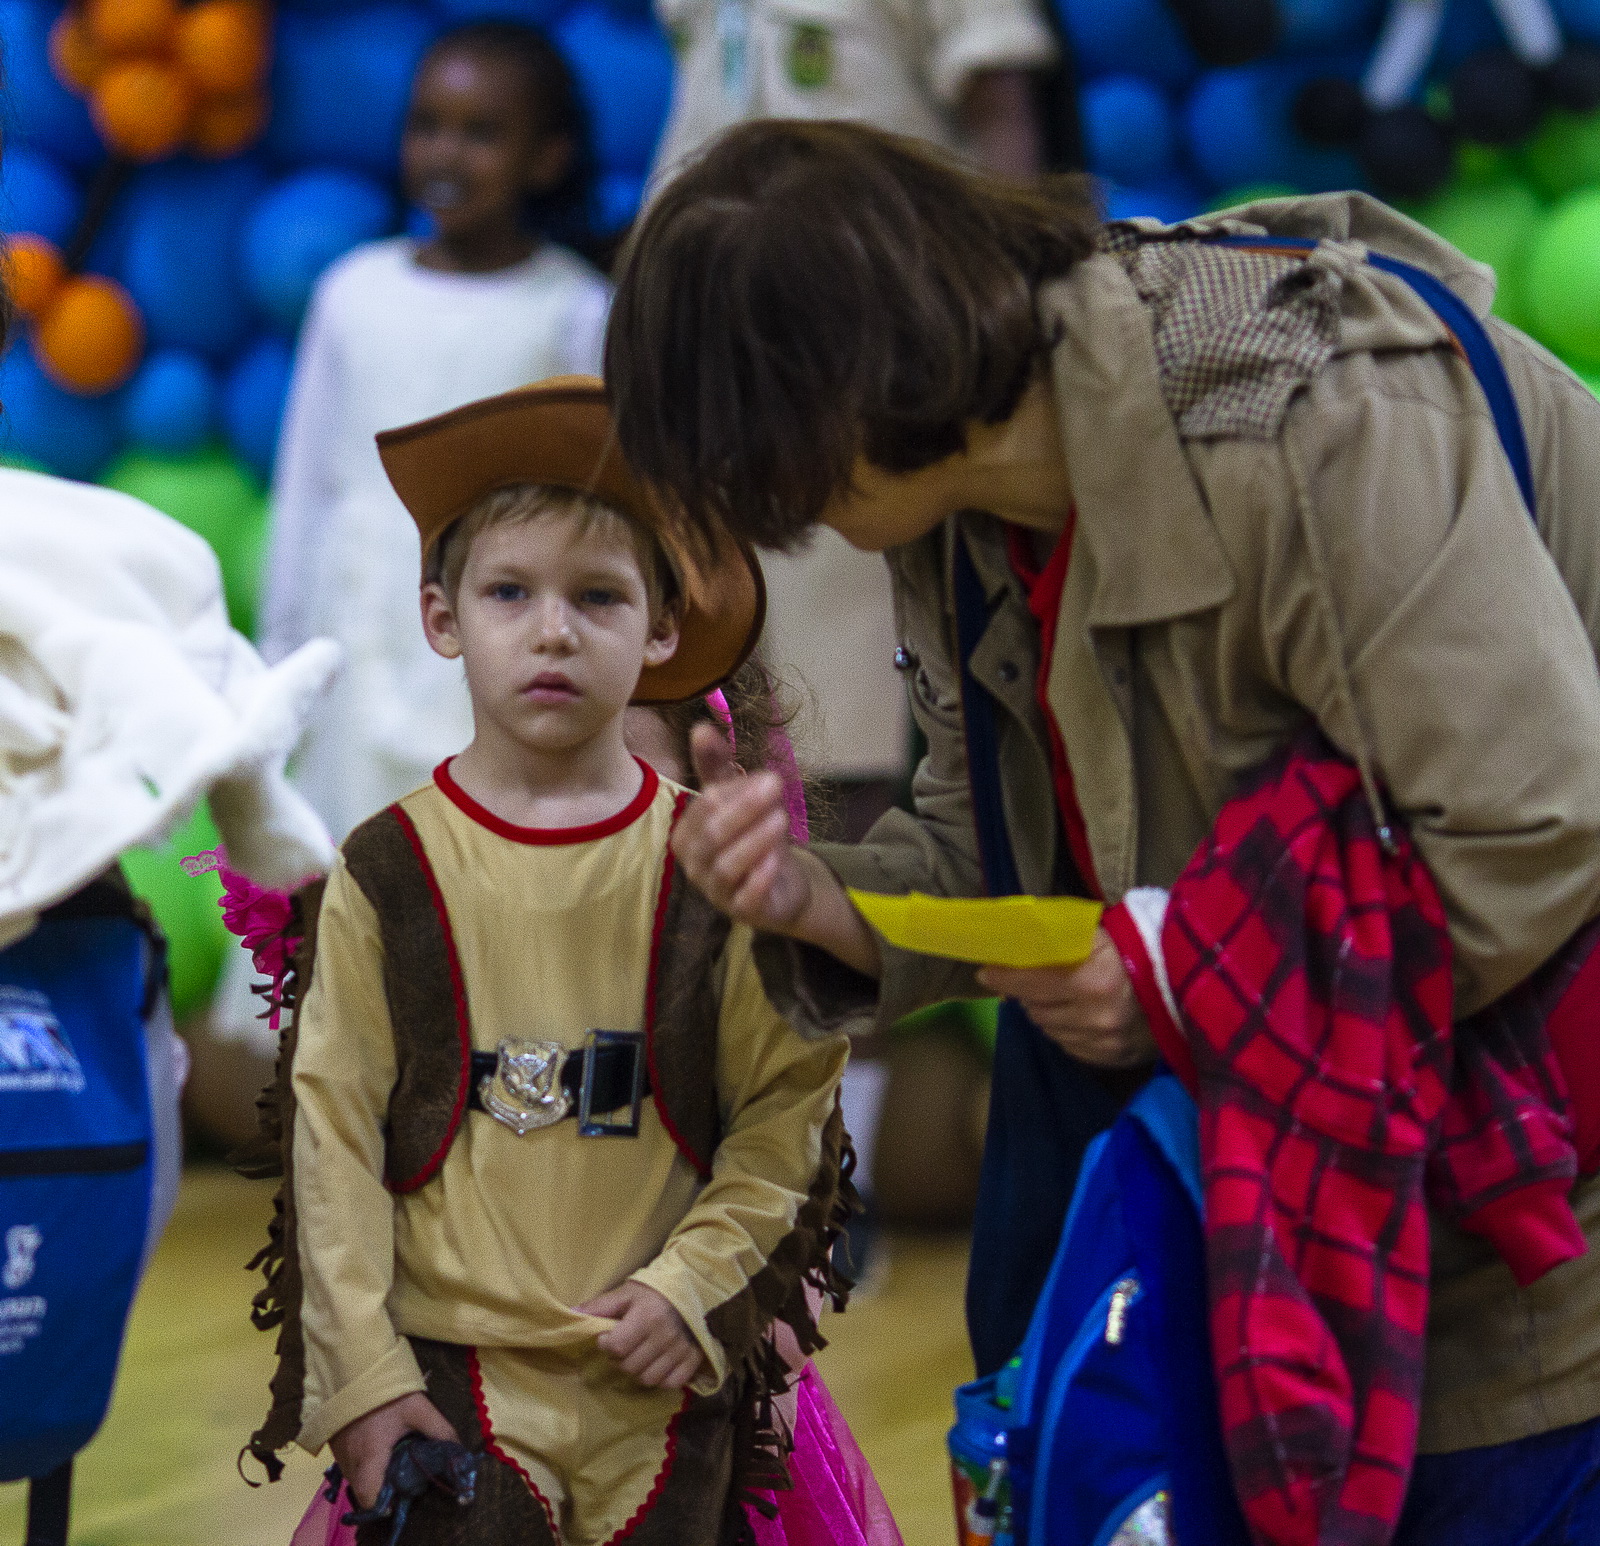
[713,1105,861,1545]
[231,878,325,1485]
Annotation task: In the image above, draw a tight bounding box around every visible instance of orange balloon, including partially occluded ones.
[0,236,67,320]
[92,59,194,162]
[35,275,144,396]
[85,0,178,56]
[48,9,104,93]
[188,89,268,158]
[175,0,270,98]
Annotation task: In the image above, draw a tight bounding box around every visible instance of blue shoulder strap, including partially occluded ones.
[1210,233,1537,522]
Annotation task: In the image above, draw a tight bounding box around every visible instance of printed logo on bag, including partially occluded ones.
[0,986,85,1093]
[787,22,832,88]
[0,1293,47,1356]
[3,1225,41,1291]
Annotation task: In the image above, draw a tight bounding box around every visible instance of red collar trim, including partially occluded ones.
[432,757,660,845]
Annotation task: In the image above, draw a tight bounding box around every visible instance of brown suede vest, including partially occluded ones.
[342,799,728,1191]
[239,799,855,1508]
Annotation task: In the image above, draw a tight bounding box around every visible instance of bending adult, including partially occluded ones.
[604,122,1600,1543]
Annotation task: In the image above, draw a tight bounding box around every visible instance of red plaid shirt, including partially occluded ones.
[1104,734,1592,1546]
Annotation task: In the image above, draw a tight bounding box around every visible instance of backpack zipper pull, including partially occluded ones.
[1105,1277,1138,1345]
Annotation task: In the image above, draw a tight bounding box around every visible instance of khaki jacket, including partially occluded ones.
[758,192,1600,1453]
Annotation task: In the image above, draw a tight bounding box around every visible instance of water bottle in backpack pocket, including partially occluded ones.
[0,897,163,1499]
[950,1072,1250,1546]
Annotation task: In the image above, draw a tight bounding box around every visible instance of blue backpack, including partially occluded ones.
[950,1072,1248,1546]
[0,877,165,1546]
[947,235,1541,1546]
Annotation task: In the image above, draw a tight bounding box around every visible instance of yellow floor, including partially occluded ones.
[0,1167,972,1546]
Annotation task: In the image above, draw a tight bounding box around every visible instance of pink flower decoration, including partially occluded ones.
[212,862,302,1031]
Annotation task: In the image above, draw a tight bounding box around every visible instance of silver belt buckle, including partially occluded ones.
[578,1030,647,1138]
[480,1039,571,1135]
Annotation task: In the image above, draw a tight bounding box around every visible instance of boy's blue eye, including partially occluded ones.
[490,582,525,602]
[581,588,620,607]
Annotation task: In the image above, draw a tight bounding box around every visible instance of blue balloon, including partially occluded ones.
[0,0,102,171]
[223,336,295,483]
[1056,0,1200,91]
[555,4,675,173]
[1185,61,1365,193]
[1432,0,1508,72]
[0,146,80,245]
[269,7,440,179]
[1103,179,1207,225]
[121,159,269,362]
[241,168,395,333]
[595,168,646,232]
[434,0,572,23]
[1276,0,1384,54]
[0,343,121,480]
[1081,76,1180,189]
[1557,0,1600,46]
[121,351,217,456]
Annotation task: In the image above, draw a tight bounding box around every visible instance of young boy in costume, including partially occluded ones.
[252,378,853,1546]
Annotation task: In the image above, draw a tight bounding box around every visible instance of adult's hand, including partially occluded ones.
[674,723,812,931]
[673,725,882,976]
[977,929,1156,1068]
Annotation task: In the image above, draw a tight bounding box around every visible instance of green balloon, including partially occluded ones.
[1206,183,1299,213]
[101,446,268,636]
[1523,110,1600,202]
[1524,190,1600,367]
[894,997,1000,1057]
[1415,178,1545,328]
[120,801,229,1021]
[1454,142,1520,187]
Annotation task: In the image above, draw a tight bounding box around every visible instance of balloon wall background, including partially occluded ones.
[1066,0,1600,392]
[0,0,672,1003]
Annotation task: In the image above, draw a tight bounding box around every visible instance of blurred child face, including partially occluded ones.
[402,47,571,247]
[422,513,680,761]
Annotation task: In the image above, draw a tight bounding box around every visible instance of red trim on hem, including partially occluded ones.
[1459,1180,1588,1288]
[434,757,661,845]
[645,792,713,1180]
[386,803,473,1195]
[603,1391,692,1545]
[467,1347,561,1539]
[1103,901,1195,1093]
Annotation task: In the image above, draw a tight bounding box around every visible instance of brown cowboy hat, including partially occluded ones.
[376,376,765,704]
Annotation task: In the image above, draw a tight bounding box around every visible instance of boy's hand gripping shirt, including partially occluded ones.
[288,764,847,1537]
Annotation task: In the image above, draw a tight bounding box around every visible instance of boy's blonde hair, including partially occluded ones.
[426,482,678,619]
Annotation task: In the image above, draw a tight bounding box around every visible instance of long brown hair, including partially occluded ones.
[605,120,1101,551]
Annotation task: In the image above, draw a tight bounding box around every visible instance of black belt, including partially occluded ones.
[468,1031,649,1137]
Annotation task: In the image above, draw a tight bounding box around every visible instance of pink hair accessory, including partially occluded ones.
[702,688,810,844]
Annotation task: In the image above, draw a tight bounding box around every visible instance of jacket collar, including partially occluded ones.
[1039,255,1235,629]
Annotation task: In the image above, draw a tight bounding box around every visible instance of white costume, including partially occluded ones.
[0,467,340,1239]
[649,0,1057,781]
[260,237,611,842]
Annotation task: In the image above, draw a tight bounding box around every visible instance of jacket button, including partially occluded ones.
[893,646,917,671]
[998,661,1020,684]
